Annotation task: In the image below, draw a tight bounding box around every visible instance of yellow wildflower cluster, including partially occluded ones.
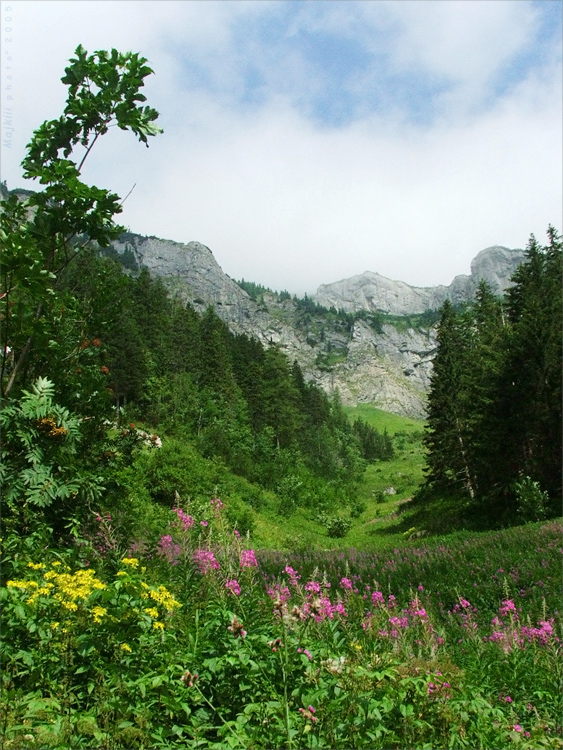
[91,606,108,624]
[120,643,132,652]
[7,563,106,617]
[47,568,106,611]
[7,561,181,634]
[148,585,181,612]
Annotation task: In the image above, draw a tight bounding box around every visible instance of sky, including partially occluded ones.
[1,0,562,294]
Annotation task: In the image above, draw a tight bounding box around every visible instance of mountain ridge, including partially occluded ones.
[106,232,525,419]
[314,245,525,315]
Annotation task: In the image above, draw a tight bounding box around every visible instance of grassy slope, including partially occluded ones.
[251,405,429,551]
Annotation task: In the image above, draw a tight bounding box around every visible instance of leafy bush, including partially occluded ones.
[514,476,548,522]
[321,515,352,538]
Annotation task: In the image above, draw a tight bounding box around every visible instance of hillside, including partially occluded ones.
[105,232,524,418]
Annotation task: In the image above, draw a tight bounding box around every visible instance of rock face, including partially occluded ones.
[111,234,525,419]
[314,246,525,314]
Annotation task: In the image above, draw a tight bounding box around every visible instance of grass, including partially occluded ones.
[250,405,428,551]
[344,404,425,434]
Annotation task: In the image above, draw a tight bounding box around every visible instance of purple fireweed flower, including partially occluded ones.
[240,549,258,568]
[173,508,195,531]
[210,497,225,514]
[298,647,313,661]
[305,581,321,594]
[193,548,220,574]
[372,591,385,606]
[499,599,517,619]
[267,583,291,603]
[157,535,182,565]
[389,616,409,629]
[340,577,353,590]
[200,520,208,527]
[284,566,301,586]
[418,584,424,591]
[225,579,241,596]
[513,725,522,732]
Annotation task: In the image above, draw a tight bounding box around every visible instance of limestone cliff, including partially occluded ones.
[110,234,524,419]
[314,246,525,314]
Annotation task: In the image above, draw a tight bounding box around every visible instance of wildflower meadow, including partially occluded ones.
[2,500,561,750]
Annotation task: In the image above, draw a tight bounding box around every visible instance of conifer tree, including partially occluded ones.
[423,301,477,499]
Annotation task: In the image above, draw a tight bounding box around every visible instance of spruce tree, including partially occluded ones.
[423,301,477,499]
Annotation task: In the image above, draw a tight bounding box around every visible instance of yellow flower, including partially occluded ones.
[7,580,37,590]
[51,561,62,567]
[91,606,107,624]
[149,585,181,611]
[120,557,139,567]
[116,571,127,577]
[28,562,46,570]
[153,621,165,630]
[144,607,159,618]
[51,622,60,630]
[120,643,132,652]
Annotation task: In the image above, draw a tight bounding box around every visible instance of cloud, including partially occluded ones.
[1,1,561,295]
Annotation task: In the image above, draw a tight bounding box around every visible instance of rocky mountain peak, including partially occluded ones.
[314,245,525,315]
[109,233,527,419]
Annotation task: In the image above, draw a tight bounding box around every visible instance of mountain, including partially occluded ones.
[108,233,524,419]
[314,246,526,315]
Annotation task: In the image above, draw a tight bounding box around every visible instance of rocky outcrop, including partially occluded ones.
[110,234,523,419]
[314,246,526,315]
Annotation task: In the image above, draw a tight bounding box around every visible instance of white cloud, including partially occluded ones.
[1,1,561,295]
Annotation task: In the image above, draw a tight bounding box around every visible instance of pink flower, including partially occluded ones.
[201,520,208,527]
[157,534,182,565]
[340,577,353,590]
[513,725,522,732]
[173,508,195,531]
[372,591,385,606]
[284,566,301,586]
[388,616,408,629]
[225,579,241,596]
[418,584,424,591]
[240,549,258,568]
[305,581,321,594]
[193,549,220,574]
[298,647,313,661]
[210,497,224,514]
